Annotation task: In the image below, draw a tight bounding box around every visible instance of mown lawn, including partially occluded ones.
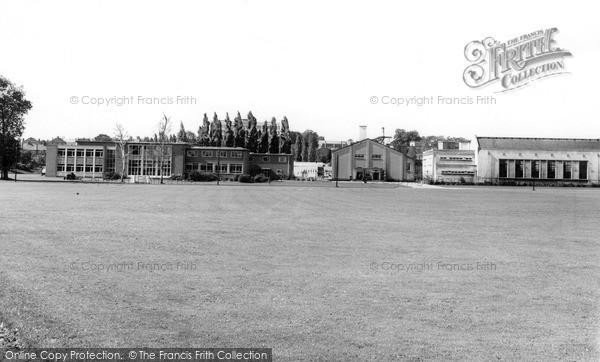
[0,182,599,360]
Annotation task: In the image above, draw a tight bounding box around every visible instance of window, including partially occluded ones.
[231,151,242,158]
[57,149,65,157]
[128,160,142,176]
[230,164,243,174]
[201,150,213,157]
[56,165,65,172]
[85,166,93,172]
[278,156,288,162]
[532,160,540,178]
[371,154,382,160]
[95,151,104,158]
[67,149,75,157]
[218,151,227,158]
[579,161,588,180]
[406,163,411,171]
[219,163,228,173]
[262,156,270,162]
[106,149,116,173]
[76,166,83,172]
[563,161,572,179]
[187,150,198,157]
[86,150,94,157]
[354,153,365,159]
[94,166,103,173]
[515,160,523,178]
[548,161,556,179]
[186,163,198,172]
[499,159,507,178]
[130,145,140,155]
[76,150,84,157]
[66,165,74,172]
[200,163,213,172]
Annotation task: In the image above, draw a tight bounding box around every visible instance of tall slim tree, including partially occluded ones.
[0,76,32,179]
[224,113,234,147]
[233,111,245,148]
[155,113,172,184]
[259,121,269,153]
[268,117,279,153]
[114,123,132,183]
[197,113,210,146]
[293,133,302,162]
[307,132,318,162]
[246,111,259,152]
[177,121,188,142]
[280,116,291,154]
[210,112,222,147]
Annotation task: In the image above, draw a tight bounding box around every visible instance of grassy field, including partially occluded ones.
[0,181,599,360]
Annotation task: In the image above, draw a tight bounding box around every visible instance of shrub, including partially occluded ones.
[170,173,183,181]
[253,174,269,183]
[238,174,252,183]
[187,171,218,182]
[104,171,121,180]
[65,172,77,180]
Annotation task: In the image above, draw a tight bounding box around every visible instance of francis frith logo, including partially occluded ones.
[463,28,572,91]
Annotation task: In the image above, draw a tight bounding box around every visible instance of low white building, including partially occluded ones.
[294,162,326,180]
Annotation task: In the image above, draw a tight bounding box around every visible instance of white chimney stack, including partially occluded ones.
[359,125,367,140]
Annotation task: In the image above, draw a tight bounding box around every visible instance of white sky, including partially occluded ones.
[1,0,599,142]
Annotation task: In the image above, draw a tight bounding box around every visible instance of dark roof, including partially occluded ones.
[477,137,600,151]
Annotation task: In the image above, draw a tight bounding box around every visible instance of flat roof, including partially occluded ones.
[476,137,600,151]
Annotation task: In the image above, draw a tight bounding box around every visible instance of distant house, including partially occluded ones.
[249,153,294,180]
[331,138,415,181]
[476,137,600,185]
[21,138,47,153]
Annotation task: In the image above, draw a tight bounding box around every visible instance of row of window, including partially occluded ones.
[354,154,383,160]
[57,165,103,173]
[249,156,288,163]
[499,159,588,180]
[187,150,243,158]
[57,149,104,157]
[440,156,472,161]
[185,163,244,174]
[127,159,172,176]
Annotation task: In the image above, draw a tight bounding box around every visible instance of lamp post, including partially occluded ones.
[216,149,220,186]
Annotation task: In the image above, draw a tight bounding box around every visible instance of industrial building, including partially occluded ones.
[476,137,600,185]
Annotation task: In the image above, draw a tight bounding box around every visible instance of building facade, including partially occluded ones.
[331,139,415,181]
[476,137,600,185]
[249,153,294,179]
[46,140,294,180]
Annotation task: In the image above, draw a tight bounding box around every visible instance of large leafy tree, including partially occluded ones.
[390,129,421,150]
[94,134,112,141]
[0,76,32,179]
